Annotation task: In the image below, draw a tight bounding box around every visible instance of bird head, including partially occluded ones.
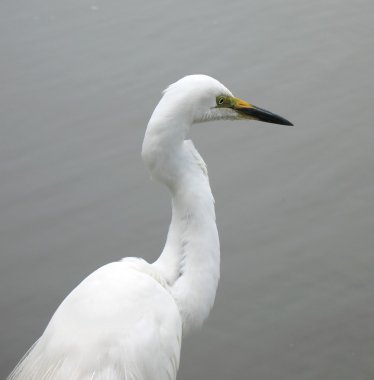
[162,74,293,126]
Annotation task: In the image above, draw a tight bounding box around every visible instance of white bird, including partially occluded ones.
[8,75,292,380]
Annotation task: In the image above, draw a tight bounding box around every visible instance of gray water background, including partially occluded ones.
[1,0,374,378]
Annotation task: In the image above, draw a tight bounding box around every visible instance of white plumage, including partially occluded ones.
[8,75,292,380]
[10,260,181,380]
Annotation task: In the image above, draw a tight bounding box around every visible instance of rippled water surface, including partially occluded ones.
[1,0,374,378]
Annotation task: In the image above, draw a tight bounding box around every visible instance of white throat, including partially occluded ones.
[142,103,220,335]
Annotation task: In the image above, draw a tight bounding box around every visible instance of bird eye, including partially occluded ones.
[218,96,225,105]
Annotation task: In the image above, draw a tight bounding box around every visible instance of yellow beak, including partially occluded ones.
[232,97,293,126]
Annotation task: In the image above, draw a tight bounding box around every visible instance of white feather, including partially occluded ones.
[9,75,243,379]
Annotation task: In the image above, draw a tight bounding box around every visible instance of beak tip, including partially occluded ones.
[271,115,293,126]
[264,116,294,126]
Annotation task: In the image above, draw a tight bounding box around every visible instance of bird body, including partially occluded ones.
[8,75,292,380]
[10,260,182,380]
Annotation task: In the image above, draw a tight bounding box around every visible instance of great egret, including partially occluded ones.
[8,75,292,380]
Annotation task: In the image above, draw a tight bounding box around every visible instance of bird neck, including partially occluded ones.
[143,115,220,335]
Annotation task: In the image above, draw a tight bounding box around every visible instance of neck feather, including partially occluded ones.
[143,114,220,335]
[168,150,220,334]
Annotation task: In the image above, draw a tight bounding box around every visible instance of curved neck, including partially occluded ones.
[143,112,220,335]
[168,153,220,334]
